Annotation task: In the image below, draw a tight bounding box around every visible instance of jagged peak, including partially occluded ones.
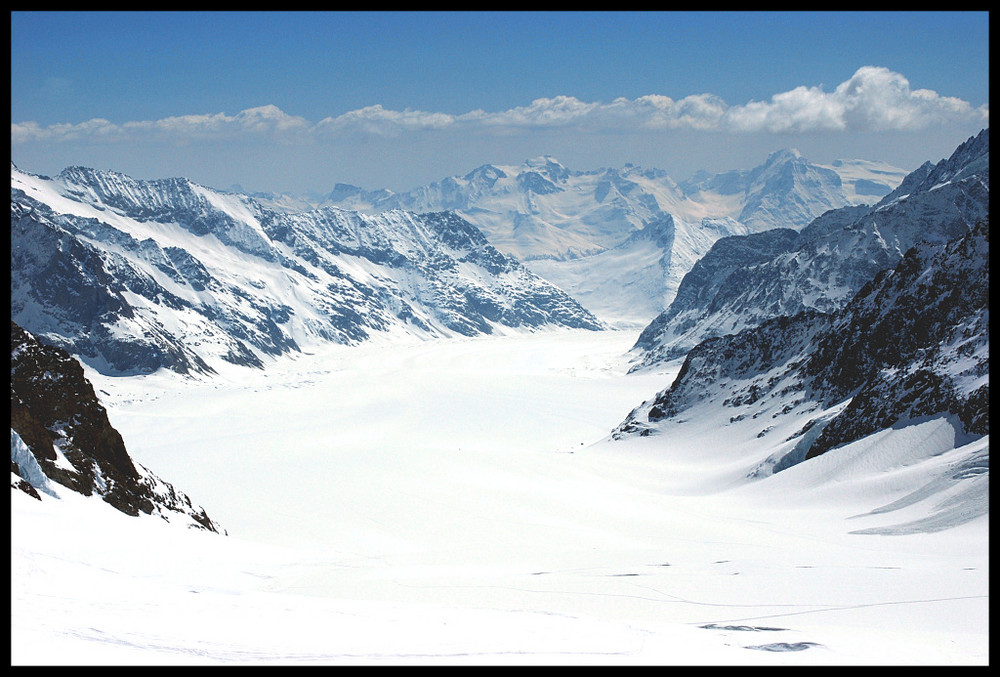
[56,164,199,192]
[521,155,571,183]
[764,147,804,164]
[463,163,507,181]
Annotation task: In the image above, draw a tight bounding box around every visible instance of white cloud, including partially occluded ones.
[12,117,121,143]
[474,96,601,128]
[725,85,847,133]
[12,67,988,148]
[13,105,313,144]
[831,66,987,131]
[725,66,988,134]
[316,104,456,137]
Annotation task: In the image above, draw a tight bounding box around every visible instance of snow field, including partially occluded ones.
[12,328,988,664]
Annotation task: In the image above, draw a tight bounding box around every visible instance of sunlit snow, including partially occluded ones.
[11,328,988,665]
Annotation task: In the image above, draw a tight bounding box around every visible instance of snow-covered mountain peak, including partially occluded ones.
[462,163,509,186]
[522,154,569,174]
[763,147,803,164]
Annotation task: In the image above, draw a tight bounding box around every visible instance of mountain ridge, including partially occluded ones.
[11,165,605,377]
[612,215,988,518]
[629,129,989,369]
[285,150,907,262]
[295,149,907,327]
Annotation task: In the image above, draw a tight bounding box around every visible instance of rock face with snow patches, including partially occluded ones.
[11,321,222,531]
[630,129,989,368]
[612,216,989,499]
[10,164,605,376]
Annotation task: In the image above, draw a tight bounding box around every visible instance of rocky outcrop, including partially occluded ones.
[10,320,222,532]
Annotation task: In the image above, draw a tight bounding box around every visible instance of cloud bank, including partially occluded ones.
[12,67,988,146]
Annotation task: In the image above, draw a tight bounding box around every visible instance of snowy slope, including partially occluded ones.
[527,214,747,328]
[614,218,989,503]
[821,158,910,204]
[11,164,605,376]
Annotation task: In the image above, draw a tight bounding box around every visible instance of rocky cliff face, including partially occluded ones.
[629,129,989,369]
[798,217,989,459]
[11,321,223,532]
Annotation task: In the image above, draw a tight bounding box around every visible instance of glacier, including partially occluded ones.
[9,134,987,665]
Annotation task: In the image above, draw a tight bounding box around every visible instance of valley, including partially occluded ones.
[11,130,989,665]
[13,328,989,664]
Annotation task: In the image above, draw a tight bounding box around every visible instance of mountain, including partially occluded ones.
[315,152,907,264]
[304,151,903,327]
[678,148,858,233]
[611,216,988,530]
[11,320,223,532]
[630,129,989,369]
[526,214,747,328]
[11,164,605,377]
[319,156,689,262]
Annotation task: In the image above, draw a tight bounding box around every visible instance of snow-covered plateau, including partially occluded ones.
[11,328,988,665]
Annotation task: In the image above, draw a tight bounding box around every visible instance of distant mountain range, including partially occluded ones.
[246,149,907,326]
[258,151,907,261]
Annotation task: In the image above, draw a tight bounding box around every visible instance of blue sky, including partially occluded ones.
[11,11,990,194]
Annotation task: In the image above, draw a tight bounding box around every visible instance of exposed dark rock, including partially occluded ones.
[10,321,222,532]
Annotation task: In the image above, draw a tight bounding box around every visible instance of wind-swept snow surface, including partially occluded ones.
[12,330,988,665]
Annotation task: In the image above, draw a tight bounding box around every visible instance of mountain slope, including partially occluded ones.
[678,148,859,233]
[11,321,222,531]
[526,214,747,328]
[11,164,605,376]
[611,216,988,531]
[630,129,989,368]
